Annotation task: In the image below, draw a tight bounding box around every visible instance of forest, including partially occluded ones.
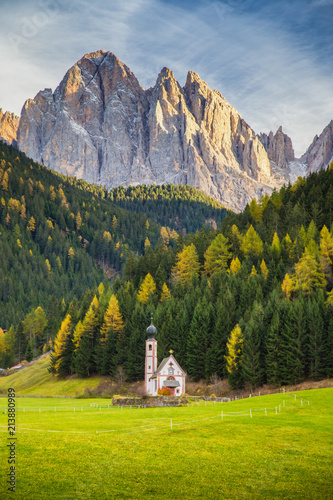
[1,140,333,389]
[0,141,225,331]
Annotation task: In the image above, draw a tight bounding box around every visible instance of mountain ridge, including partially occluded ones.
[1,50,332,212]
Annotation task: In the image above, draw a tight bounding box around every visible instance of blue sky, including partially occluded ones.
[1,0,332,156]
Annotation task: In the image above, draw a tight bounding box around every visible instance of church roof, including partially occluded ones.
[150,354,186,379]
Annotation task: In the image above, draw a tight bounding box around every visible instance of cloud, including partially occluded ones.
[0,0,332,156]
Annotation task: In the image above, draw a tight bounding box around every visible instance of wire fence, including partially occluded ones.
[0,396,310,435]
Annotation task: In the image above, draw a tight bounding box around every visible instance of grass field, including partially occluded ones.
[0,355,102,396]
[0,388,332,499]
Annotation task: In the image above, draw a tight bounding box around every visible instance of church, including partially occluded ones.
[145,317,186,396]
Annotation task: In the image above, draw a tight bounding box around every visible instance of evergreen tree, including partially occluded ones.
[241,303,264,390]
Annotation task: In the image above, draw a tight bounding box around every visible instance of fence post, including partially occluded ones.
[39,408,41,413]
[250,409,252,418]
[265,408,267,416]
[275,407,277,414]
[301,399,303,406]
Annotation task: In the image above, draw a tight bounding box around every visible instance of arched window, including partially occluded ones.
[148,344,152,350]
[167,375,175,381]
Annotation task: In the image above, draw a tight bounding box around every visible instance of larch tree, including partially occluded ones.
[225,324,244,389]
[137,273,157,304]
[160,283,171,302]
[203,233,231,276]
[171,243,200,285]
[49,314,72,377]
[229,257,241,275]
[100,294,124,342]
[241,225,263,256]
[320,225,333,286]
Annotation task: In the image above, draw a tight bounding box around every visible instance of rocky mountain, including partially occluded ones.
[301,120,333,173]
[2,50,331,212]
[0,109,19,146]
[15,50,284,212]
[259,126,294,169]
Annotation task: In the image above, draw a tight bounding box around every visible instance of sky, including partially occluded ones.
[1,0,333,156]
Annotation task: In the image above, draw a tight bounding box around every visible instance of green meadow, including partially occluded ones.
[0,355,102,396]
[0,389,332,499]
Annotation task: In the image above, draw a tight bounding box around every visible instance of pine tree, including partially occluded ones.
[186,299,212,381]
[241,303,264,390]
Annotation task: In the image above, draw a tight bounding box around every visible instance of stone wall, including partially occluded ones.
[112,396,188,407]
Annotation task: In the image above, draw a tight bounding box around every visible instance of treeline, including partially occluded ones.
[46,166,333,387]
[0,142,225,331]
[108,184,227,233]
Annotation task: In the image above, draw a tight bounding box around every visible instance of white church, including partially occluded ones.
[145,317,186,396]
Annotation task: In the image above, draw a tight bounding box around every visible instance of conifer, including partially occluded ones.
[203,233,231,276]
[137,273,157,304]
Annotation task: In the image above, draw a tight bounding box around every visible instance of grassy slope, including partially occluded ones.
[0,389,331,499]
[0,354,102,396]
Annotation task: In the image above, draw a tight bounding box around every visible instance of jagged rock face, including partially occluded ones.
[0,109,19,146]
[301,121,333,173]
[259,126,295,169]
[17,50,283,212]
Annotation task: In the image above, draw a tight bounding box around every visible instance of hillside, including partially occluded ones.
[1,140,332,388]
[0,353,101,396]
[46,164,333,388]
[0,141,226,333]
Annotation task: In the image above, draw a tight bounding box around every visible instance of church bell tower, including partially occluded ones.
[145,315,158,395]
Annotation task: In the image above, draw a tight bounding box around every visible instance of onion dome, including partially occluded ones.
[146,314,157,340]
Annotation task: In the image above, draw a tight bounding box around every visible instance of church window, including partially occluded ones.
[148,344,152,350]
[168,367,174,375]
[148,366,151,370]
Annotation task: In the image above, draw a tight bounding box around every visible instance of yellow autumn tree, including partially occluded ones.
[225,324,243,374]
[137,273,157,304]
[260,259,269,280]
[229,257,241,275]
[204,233,231,276]
[27,216,36,232]
[271,232,281,258]
[281,273,296,299]
[52,314,72,374]
[171,243,200,285]
[100,294,124,341]
[241,225,263,256]
[73,295,99,347]
[320,225,333,285]
[160,283,171,302]
[250,265,257,277]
